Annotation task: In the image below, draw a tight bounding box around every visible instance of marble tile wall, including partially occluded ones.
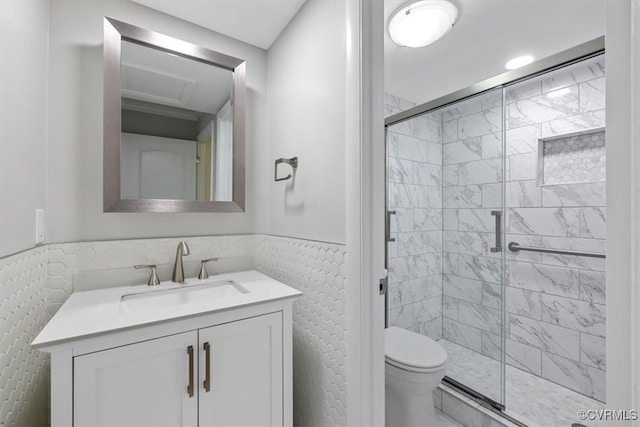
[386,54,606,406]
[504,55,606,402]
[385,55,606,403]
[439,89,505,403]
[385,94,444,340]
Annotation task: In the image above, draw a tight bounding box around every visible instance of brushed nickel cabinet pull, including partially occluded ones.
[187,345,194,397]
[203,341,211,392]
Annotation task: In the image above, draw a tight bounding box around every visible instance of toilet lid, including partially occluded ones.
[385,327,447,370]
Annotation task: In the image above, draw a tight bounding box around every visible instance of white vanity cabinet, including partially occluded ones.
[74,312,283,427]
[32,271,300,427]
[198,313,283,426]
[74,330,198,427]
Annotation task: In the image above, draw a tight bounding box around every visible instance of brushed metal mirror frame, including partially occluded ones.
[103,17,246,213]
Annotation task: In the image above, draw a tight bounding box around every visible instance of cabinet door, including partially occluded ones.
[74,331,198,427]
[199,312,283,426]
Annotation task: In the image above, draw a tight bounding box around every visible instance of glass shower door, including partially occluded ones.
[385,100,446,340]
[438,87,505,406]
[385,87,505,407]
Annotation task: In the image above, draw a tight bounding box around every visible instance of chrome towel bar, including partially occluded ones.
[508,242,606,259]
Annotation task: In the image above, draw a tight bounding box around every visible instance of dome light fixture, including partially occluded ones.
[388,0,458,48]
[505,55,534,70]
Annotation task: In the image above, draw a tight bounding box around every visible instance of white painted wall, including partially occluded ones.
[605,0,640,422]
[346,0,387,424]
[0,0,50,257]
[265,0,347,244]
[47,0,268,243]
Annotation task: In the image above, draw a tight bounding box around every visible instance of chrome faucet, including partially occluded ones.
[172,241,190,283]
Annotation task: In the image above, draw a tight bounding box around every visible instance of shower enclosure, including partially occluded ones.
[385,42,606,425]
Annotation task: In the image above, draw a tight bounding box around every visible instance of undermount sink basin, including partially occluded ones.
[119,279,249,313]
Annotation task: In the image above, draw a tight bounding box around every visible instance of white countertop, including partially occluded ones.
[32,270,301,349]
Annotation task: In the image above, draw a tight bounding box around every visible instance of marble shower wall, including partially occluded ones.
[385,55,605,403]
[385,94,444,340]
[385,54,606,403]
[503,55,606,402]
[439,88,505,404]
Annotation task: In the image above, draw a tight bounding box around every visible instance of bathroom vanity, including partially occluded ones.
[32,271,301,427]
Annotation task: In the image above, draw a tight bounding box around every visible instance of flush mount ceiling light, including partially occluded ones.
[388,0,458,48]
[505,55,534,70]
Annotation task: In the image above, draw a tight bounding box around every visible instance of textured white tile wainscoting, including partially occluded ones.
[255,235,347,427]
[1,234,347,427]
[47,235,257,309]
[0,247,50,427]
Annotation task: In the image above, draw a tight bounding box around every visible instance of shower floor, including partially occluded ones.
[440,340,605,427]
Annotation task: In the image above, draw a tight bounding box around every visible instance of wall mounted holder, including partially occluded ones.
[275,157,298,181]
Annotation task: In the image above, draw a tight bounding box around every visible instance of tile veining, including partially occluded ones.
[385,54,606,423]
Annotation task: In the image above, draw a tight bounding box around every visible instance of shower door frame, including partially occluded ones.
[384,36,605,413]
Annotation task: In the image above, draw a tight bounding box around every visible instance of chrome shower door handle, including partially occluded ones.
[490,210,502,253]
[386,210,396,242]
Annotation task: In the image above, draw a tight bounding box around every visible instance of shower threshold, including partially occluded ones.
[439,340,605,427]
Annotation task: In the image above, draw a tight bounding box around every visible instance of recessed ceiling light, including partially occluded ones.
[388,0,458,48]
[505,55,534,70]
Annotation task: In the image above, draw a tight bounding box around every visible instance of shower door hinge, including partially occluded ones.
[379,277,388,295]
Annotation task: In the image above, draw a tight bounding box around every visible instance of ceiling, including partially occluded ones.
[121,40,232,115]
[384,0,606,105]
[131,0,307,49]
[130,0,606,106]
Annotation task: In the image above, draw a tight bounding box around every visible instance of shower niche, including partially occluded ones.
[538,128,606,186]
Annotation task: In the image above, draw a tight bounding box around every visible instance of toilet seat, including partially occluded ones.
[385,327,447,372]
[385,356,446,373]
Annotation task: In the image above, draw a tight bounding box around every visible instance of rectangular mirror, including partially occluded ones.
[104,17,246,212]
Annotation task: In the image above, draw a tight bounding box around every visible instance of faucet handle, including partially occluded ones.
[198,257,220,280]
[134,264,161,286]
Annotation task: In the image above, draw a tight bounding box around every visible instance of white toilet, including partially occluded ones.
[385,326,448,427]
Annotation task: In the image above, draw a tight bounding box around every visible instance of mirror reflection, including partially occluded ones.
[120,40,234,202]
